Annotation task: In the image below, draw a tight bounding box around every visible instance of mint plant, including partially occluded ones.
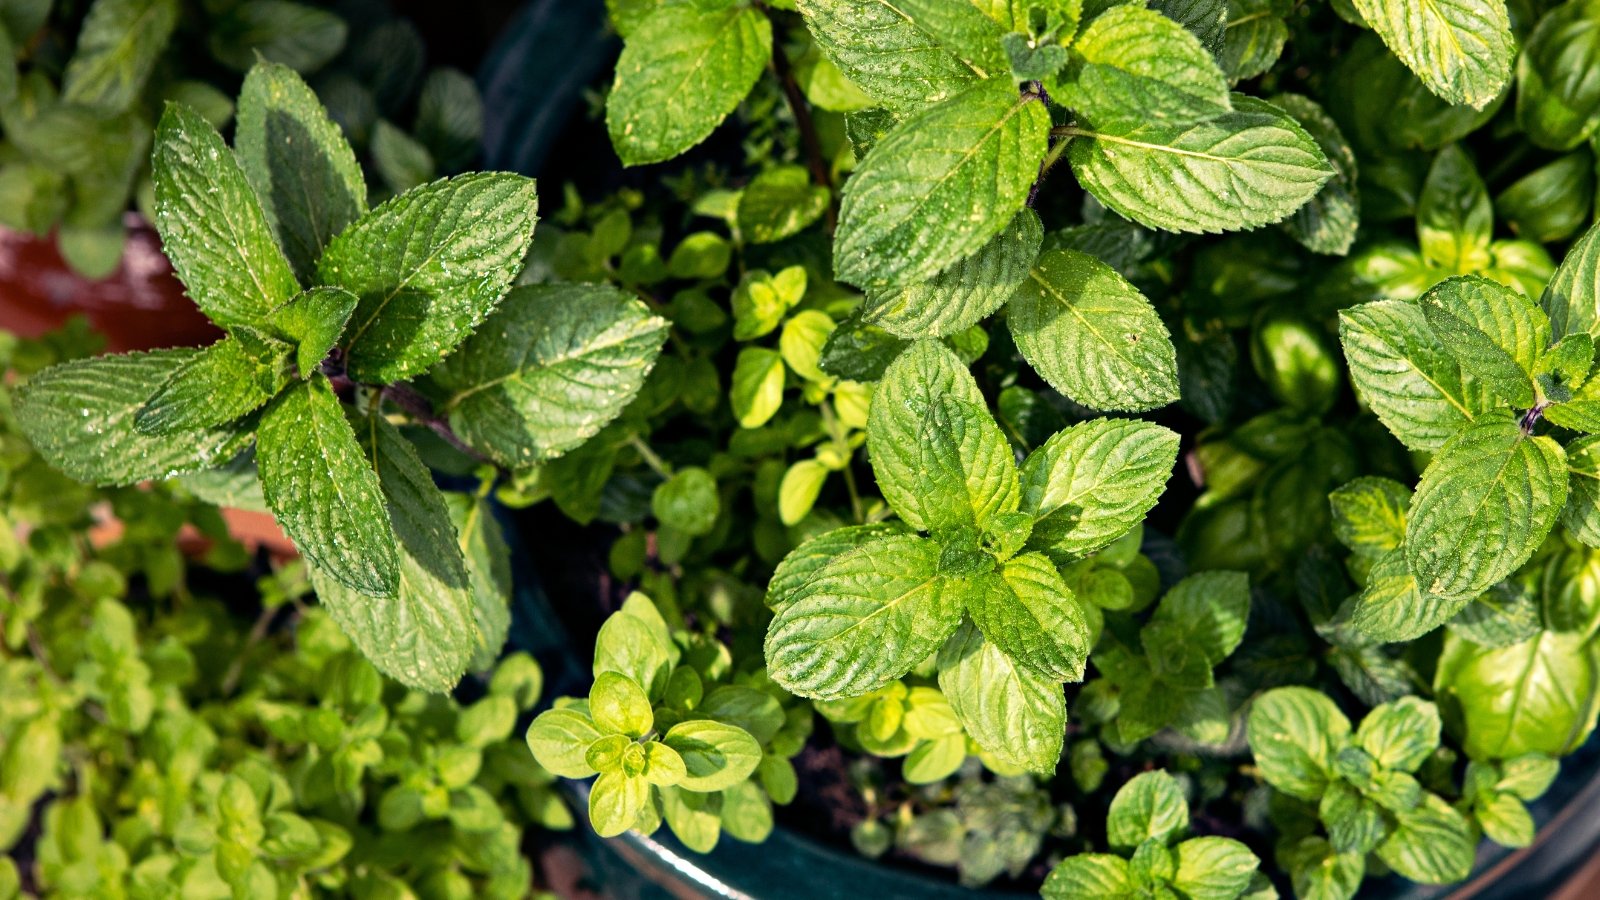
[1042,770,1265,900]
[763,339,1178,773]
[12,63,669,691]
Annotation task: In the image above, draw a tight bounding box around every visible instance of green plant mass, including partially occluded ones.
[16,0,1600,897]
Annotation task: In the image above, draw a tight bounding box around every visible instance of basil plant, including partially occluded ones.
[13,62,669,692]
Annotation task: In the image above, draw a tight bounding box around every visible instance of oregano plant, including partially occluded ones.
[13,63,669,691]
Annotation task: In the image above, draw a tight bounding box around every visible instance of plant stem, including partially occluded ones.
[627,434,673,480]
[220,605,277,696]
[766,14,837,233]
[819,400,864,523]
[380,383,494,465]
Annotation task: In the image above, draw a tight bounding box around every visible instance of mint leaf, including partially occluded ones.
[1273,92,1361,256]
[1542,222,1600,342]
[1339,299,1493,451]
[1010,249,1180,412]
[264,286,358,378]
[1066,5,1231,129]
[866,340,1020,534]
[445,493,512,671]
[1330,477,1410,559]
[1374,793,1475,884]
[1349,548,1469,643]
[153,102,301,331]
[1563,435,1600,548]
[1544,371,1600,432]
[1436,629,1600,759]
[738,166,830,244]
[310,413,477,692]
[1405,413,1566,602]
[135,330,292,434]
[766,523,909,612]
[1519,3,1600,150]
[1419,275,1546,407]
[14,350,252,486]
[1106,770,1188,849]
[1173,837,1261,900]
[1418,145,1493,272]
[1282,837,1364,900]
[257,375,399,598]
[834,81,1049,291]
[766,534,963,699]
[606,4,771,166]
[1357,697,1441,772]
[1350,0,1512,109]
[60,0,179,114]
[318,172,538,383]
[1222,0,1289,83]
[1150,572,1250,666]
[798,0,1004,110]
[1041,854,1136,899]
[429,284,668,466]
[236,62,368,283]
[862,209,1043,339]
[937,621,1066,774]
[1067,95,1331,234]
[968,553,1091,682]
[1246,686,1350,801]
[1020,418,1180,558]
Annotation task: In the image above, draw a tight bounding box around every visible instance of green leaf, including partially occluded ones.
[1406,413,1567,602]
[1350,0,1512,109]
[653,467,720,537]
[606,4,772,166]
[1282,837,1364,900]
[445,493,511,671]
[1436,629,1600,758]
[766,522,909,611]
[1418,146,1493,272]
[1329,477,1410,558]
[415,68,482,173]
[1019,418,1179,558]
[308,414,477,692]
[236,61,368,284]
[937,621,1067,774]
[1348,548,1469,643]
[1543,221,1600,343]
[968,553,1091,682]
[1477,791,1535,847]
[1517,1,1600,150]
[1320,780,1389,854]
[264,286,358,378]
[590,672,654,738]
[700,687,785,744]
[135,330,293,434]
[594,593,678,702]
[730,347,787,430]
[1009,249,1181,412]
[1419,276,1545,407]
[1498,754,1561,799]
[430,284,667,466]
[1066,95,1332,234]
[661,786,723,852]
[1041,853,1136,899]
[14,350,252,487]
[902,733,966,784]
[588,771,648,838]
[1106,770,1188,849]
[766,534,963,699]
[1245,686,1350,801]
[60,0,179,113]
[370,120,434,194]
[1374,793,1475,884]
[661,719,763,792]
[258,376,399,597]
[1273,93,1361,256]
[317,172,539,383]
[153,102,301,331]
[1339,299,1493,451]
[834,81,1049,291]
[1357,697,1441,772]
[783,313,835,381]
[866,340,1020,534]
[1065,5,1231,129]
[1563,435,1600,548]
[1149,571,1250,666]
[1222,0,1289,84]
[862,209,1043,340]
[738,166,829,244]
[207,0,347,73]
[1173,837,1260,900]
[797,0,1005,110]
[779,459,829,527]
